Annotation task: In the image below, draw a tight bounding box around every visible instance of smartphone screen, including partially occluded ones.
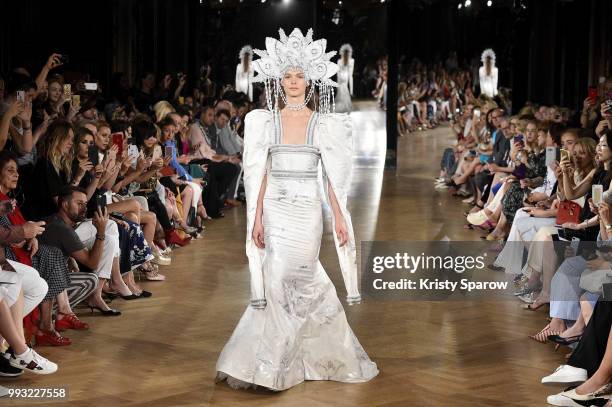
[593,184,604,206]
[97,194,107,210]
[71,94,80,108]
[545,147,558,167]
[571,237,581,253]
[588,86,598,102]
[16,91,25,103]
[111,132,124,157]
[88,145,99,166]
[84,82,98,91]
[63,84,71,100]
[560,148,570,162]
[164,145,173,158]
[128,145,139,168]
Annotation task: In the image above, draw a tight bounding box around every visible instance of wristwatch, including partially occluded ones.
[95,234,105,241]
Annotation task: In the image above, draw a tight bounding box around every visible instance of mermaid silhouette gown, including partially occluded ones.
[215,110,378,391]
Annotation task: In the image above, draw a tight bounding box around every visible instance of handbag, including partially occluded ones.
[555,200,581,226]
[579,268,612,294]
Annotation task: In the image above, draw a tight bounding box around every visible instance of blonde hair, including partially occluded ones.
[153,101,175,123]
[42,120,74,179]
[573,137,597,174]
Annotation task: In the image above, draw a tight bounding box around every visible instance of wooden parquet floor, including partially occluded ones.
[2,102,562,406]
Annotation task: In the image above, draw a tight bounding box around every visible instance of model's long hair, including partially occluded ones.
[342,51,350,66]
[276,81,318,111]
[242,57,251,73]
[485,57,492,76]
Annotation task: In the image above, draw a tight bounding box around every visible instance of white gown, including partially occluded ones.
[215,109,379,391]
[235,63,254,101]
[335,58,354,113]
[479,66,498,98]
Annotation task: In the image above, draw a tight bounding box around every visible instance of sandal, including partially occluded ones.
[530,326,562,344]
[139,263,166,281]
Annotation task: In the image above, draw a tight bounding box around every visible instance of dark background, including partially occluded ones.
[0,0,387,97]
[0,0,610,165]
[1,0,608,110]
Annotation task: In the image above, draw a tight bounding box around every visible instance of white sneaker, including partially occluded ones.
[546,392,583,407]
[9,348,57,375]
[542,365,588,385]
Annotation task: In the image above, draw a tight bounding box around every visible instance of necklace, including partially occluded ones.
[278,83,315,111]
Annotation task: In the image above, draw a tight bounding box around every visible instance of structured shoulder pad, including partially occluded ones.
[244,109,273,125]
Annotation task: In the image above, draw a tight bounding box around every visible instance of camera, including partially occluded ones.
[58,54,69,64]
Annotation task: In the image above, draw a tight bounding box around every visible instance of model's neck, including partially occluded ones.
[285,93,306,110]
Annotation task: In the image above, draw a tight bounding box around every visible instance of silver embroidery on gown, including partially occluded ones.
[215,110,379,391]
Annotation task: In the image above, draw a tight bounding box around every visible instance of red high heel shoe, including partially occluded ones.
[54,312,90,331]
[35,329,72,346]
[165,229,191,247]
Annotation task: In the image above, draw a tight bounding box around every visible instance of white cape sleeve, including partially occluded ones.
[243,109,273,309]
[315,113,362,305]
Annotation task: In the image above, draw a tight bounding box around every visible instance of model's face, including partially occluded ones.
[96,126,110,151]
[0,160,19,191]
[281,69,307,99]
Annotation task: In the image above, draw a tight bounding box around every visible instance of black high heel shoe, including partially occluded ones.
[548,334,582,346]
[88,305,122,316]
[103,291,140,301]
[136,290,152,298]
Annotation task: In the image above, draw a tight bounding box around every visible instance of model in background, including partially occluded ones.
[235,45,254,101]
[215,27,378,392]
[479,48,498,99]
[335,43,354,113]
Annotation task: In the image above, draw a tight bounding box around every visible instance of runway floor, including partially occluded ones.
[3,102,563,406]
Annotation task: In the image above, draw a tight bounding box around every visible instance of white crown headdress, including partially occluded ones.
[481,48,496,64]
[339,43,353,55]
[239,45,253,60]
[252,27,339,114]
